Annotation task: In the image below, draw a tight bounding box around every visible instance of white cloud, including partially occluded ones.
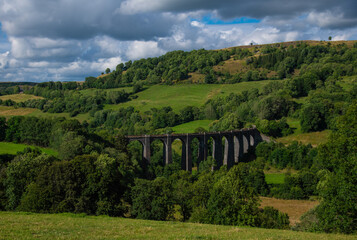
[126,41,165,60]
[307,10,357,29]
[0,51,9,69]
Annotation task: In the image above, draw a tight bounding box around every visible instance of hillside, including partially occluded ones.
[0,212,354,240]
[0,40,356,236]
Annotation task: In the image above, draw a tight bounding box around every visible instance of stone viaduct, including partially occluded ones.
[126,128,269,171]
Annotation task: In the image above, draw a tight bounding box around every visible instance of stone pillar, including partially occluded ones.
[185,134,192,172]
[164,135,172,165]
[223,135,234,169]
[203,133,208,161]
[235,132,244,162]
[234,136,239,163]
[181,138,186,170]
[143,135,151,163]
[212,135,223,170]
[242,133,250,154]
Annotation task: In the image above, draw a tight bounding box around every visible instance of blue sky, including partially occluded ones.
[0,0,356,82]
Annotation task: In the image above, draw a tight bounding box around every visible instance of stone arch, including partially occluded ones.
[189,136,202,170]
[150,138,166,166]
[128,139,145,162]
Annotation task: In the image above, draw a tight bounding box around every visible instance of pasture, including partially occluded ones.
[0,93,43,102]
[0,142,58,156]
[105,81,280,112]
[172,120,213,133]
[0,211,353,240]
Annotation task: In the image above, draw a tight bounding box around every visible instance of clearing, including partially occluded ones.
[0,94,43,103]
[260,197,319,226]
[0,142,58,156]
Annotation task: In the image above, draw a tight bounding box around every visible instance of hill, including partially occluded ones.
[0,211,354,240]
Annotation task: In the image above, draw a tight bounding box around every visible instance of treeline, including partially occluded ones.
[0,116,113,159]
[86,42,357,87]
[2,88,130,117]
[84,48,252,88]
[0,146,289,230]
[0,82,36,96]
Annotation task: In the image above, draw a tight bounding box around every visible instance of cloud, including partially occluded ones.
[0,0,177,41]
[0,51,9,69]
[126,41,165,60]
[307,10,357,29]
[0,0,356,82]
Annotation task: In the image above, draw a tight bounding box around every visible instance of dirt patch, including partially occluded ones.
[260,197,319,226]
[207,88,222,99]
[0,94,44,103]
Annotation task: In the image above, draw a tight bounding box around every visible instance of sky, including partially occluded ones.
[0,0,356,82]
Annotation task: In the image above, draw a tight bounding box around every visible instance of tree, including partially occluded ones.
[131,177,173,220]
[312,102,357,233]
[206,164,261,226]
[105,68,110,74]
[5,149,55,210]
[0,117,6,141]
[328,36,332,41]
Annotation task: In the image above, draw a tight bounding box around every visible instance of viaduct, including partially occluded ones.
[126,128,269,171]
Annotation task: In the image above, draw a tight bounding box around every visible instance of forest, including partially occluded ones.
[0,41,356,234]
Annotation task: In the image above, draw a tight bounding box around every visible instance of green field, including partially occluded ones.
[275,118,330,146]
[0,93,43,102]
[265,173,286,184]
[0,142,58,156]
[172,120,214,133]
[105,81,280,112]
[277,130,331,146]
[80,87,133,96]
[0,211,354,240]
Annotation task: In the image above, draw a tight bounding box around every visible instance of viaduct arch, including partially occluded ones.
[126,128,269,171]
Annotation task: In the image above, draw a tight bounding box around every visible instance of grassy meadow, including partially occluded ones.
[172,120,214,133]
[0,211,354,240]
[276,130,331,146]
[275,118,330,146]
[0,142,58,156]
[265,173,285,184]
[0,93,43,102]
[260,197,319,226]
[104,81,280,112]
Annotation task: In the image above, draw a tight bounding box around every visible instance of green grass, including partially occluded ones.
[275,118,330,146]
[265,173,285,184]
[276,130,331,146]
[27,110,90,122]
[0,93,43,102]
[286,118,302,134]
[172,120,214,133]
[0,211,355,240]
[105,81,281,112]
[79,87,133,96]
[0,142,58,156]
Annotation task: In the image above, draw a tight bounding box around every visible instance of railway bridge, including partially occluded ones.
[126,128,269,171]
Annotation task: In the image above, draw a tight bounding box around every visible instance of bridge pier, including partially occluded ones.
[164,135,172,165]
[212,136,223,170]
[223,135,235,169]
[143,135,151,163]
